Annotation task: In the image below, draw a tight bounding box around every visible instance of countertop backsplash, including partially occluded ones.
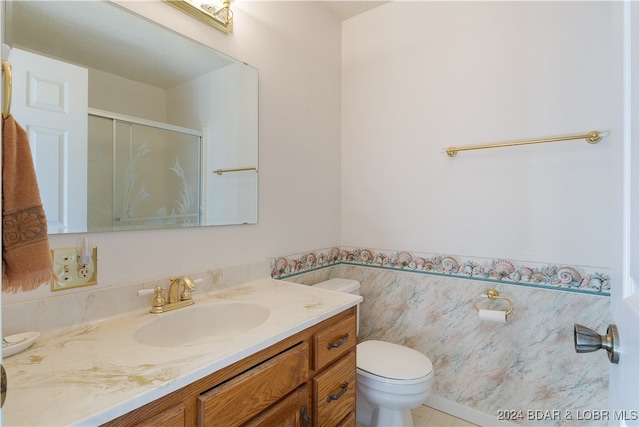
[2,260,271,336]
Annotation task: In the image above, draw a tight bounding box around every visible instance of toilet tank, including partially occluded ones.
[313,278,361,335]
[313,278,360,295]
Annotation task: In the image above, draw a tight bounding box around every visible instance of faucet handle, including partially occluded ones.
[180,276,196,301]
[150,286,166,313]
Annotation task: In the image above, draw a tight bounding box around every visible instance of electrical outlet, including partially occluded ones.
[51,246,98,291]
[78,266,90,279]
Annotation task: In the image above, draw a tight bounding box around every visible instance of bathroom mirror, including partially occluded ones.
[4,0,258,234]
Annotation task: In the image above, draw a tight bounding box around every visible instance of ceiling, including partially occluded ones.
[320,1,388,20]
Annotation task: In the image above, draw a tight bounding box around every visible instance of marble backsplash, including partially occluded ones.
[285,264,610,427]
[2,260,271,336]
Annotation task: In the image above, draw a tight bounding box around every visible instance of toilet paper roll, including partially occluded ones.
[478,309,507,324]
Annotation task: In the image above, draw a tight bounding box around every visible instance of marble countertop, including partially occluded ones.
[3,279,361,426]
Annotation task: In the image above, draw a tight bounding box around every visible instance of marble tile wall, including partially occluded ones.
[285,264,610,427]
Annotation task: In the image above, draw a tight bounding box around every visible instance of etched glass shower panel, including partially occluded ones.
[113,120,201,229]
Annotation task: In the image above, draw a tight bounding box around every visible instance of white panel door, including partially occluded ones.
[10,48,88,233]
[610,1,640,425]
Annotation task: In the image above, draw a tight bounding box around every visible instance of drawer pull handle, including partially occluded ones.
[301,405,311,427]
[326,381,349,402]
[327,333,349,350]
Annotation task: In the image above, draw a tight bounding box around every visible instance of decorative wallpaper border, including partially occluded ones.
[271,246,611,296]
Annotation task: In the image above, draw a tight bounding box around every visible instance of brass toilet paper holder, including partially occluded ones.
[473,289,514,316]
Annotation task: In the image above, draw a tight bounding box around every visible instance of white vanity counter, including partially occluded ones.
[3,279,361,426]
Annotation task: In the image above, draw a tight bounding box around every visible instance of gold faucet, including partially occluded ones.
[150,276,196,313]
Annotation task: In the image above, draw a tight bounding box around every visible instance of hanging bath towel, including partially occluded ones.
[2,114,56,292]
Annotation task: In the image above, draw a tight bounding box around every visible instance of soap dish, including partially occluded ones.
[2,331,40,357]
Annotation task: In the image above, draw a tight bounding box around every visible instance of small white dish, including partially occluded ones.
[2,332,40,357]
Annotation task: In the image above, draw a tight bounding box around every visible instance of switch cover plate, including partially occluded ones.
[51,247,98,291]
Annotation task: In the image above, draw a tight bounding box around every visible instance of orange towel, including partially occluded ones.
[2,114,56,292]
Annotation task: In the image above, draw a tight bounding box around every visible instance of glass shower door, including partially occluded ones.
[88,113,201,231]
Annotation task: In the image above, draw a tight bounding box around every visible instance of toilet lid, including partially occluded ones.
[357,340,433,381]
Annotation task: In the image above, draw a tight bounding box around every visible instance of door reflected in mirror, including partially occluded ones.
[5,0,258,234]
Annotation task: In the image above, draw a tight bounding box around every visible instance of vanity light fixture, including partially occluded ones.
[164,0,234,34]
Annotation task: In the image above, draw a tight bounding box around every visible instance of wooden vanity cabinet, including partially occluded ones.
[312,314,357,427]
[101,306,357,427]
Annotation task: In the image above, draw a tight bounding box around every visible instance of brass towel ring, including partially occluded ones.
[474,288,514,316]
[2,60,12,120]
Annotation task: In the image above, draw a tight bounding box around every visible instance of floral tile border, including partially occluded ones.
[270,246,611,296]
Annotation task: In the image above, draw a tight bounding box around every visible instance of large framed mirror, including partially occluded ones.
[4,0,258,234]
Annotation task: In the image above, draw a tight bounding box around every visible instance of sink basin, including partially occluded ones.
[135,302,270,347]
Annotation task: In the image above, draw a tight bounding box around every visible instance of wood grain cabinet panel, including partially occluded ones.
[313,352,356,427]
[132,403,185,427]
[198,342,308,426]
[313,316,356,371]
[336,412,356,427]
[245,384,309,427]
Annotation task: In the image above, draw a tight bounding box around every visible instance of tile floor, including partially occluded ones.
[356,404,478,427]
[411,405,478,427]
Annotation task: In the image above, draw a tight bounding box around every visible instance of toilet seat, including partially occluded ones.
[357,340,433,385]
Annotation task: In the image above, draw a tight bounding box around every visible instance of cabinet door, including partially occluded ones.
[245,384,310,427]
[198,342,308,426]
[313,352,356,427]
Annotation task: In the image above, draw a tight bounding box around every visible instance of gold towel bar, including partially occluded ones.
[213,167,258,175]
[474,288,514,316]
[2,60,12,120]
[446,130,604,157]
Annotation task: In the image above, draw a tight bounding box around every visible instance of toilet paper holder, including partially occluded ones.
[474,289,514,316]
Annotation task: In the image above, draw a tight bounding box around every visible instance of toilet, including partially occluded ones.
[313,279,434,427]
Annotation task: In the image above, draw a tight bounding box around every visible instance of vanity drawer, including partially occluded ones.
[313,314,356,370]
[313,351,356,427]
[198,342,309,426]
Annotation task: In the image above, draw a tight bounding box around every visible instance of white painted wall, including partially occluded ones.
[4,1,620,307]
[342,1,618,269]
[168,63,259,225]
[89,68,168,122]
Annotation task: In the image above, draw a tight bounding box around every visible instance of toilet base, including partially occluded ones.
[357,391,416,427]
